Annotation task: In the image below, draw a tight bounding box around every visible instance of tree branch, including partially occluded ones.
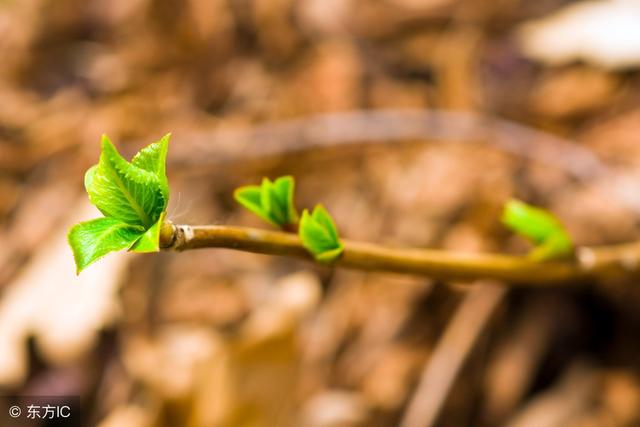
[159,221,640,285]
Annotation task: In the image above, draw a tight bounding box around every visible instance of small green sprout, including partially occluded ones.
[502,199,573,261]
[68,134,170,273]
[299,204,344,263]
[234,176,299,228]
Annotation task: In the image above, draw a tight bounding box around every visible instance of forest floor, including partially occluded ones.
[1,1,640,426]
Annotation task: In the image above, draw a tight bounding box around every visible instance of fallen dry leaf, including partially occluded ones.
[0,200,129,386]
[518,0,640,69]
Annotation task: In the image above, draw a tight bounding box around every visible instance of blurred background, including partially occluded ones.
[2,0,640,426]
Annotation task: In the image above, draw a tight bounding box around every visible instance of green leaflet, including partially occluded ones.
[130,212,166,253]
[502,199,573,261]
[131,133,170,201]
[69,135,171,273]
[234,176,298,227]
[299,205,344,263]
[68,218,144,274]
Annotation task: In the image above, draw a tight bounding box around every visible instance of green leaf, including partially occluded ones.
[130,212,166,253]
[84,165,97,192]
[235,186,276,226]
[502,199,562,243]
[502,199,573,260]
[299,205,344,263]
[87,135,166,228]
[315,247,344,263]
[529,233,573,262]
[273,176,298,224]
[259,178,279,224]
[131,133,170,201]
[68,217,144,273]
[69,135,171,273]
[234,176,298,227]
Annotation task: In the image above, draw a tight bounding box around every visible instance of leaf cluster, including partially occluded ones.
[502,199,573,261]
[235,176,343,262]
[299,205,344,262]
[234,176,298,227]
[68,135,170,273]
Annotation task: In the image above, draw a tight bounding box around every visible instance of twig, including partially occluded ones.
[159,222,640,285]
[399,282,507,427]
